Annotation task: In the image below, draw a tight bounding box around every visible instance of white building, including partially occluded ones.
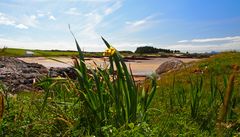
[25,51,34,56]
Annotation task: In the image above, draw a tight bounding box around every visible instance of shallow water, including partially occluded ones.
[19,57,200,76]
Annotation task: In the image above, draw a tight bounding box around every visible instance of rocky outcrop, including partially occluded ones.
[0,57,81,92]
[0,57,48,92]
[155,59,184,75]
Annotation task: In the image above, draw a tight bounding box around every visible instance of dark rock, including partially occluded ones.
[0,64,4,68]
[0,75,6,80]
[49,67,77,79]
[22,68,38,73]
[0,57,48,92]
[22,73,38,79]
[155,59,184,75]
[24,79,34,84]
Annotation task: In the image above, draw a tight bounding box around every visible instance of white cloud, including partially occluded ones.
[0,12,16,26]
[125,15,159,32]
[168,36,240,53]
[104,0,122,15]
[0,12,30,29]
[36,11,56,21]
[65,8,81,15]
[79,12,103,40]
[192,36,240,43]
[37,13,45,17]
[0,37,153,52]
[126,20,146,27]
[0,37,75,50]
[178,36,240,43]
[166,44,240,53]
[15,24,28,29]
[49,15,56,20]
[75,1,123,40]
[21,15,38,27]
[177,40,189,43]
[0,1,125,51]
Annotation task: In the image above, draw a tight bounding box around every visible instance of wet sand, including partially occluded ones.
[19,57,200,76]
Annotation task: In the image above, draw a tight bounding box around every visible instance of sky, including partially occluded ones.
[0,0,240,53]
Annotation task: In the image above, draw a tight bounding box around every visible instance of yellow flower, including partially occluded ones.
[103,47,116,56]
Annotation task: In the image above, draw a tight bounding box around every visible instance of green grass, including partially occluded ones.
[0,47,106,57]
[149,51,240,136]
[1,42,240,136]
[0,36,158,136]
[0,48,78,57]
[0,48,26,56]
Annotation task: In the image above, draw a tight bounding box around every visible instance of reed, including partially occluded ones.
[215,66,239,136]
[189,76,203,119]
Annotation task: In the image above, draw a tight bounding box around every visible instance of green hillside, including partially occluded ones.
[150,51,240,136]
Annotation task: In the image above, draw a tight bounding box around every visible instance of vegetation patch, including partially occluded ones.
[0,36,240,136]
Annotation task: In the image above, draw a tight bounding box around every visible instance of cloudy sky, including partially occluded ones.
[0,0,240,53]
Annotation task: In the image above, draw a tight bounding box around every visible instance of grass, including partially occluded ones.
[0,37,240,136]
[0,48,26,56]
[0,47,78,57]
[0,47,106,57]
[149,51,240,136]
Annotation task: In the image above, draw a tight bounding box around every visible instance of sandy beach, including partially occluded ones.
[19,57,200,76]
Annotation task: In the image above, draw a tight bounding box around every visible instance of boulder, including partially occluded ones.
[155,59,184,75]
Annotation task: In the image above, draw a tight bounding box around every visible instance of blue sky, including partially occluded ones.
[0,0,240,52]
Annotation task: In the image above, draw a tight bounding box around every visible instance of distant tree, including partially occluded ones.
[135,46,159,54]
[158,48,173,53]
[174,50,180,53]
[119,50,133,54]
[135,46,180,54]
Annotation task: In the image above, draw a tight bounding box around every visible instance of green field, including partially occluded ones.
[0,38,240,136]
[0,48,106,57]
[0,47,78,57]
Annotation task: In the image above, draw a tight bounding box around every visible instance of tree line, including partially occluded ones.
[135,46,180,54]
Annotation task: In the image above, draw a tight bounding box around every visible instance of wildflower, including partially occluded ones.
[103,47,116,56]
